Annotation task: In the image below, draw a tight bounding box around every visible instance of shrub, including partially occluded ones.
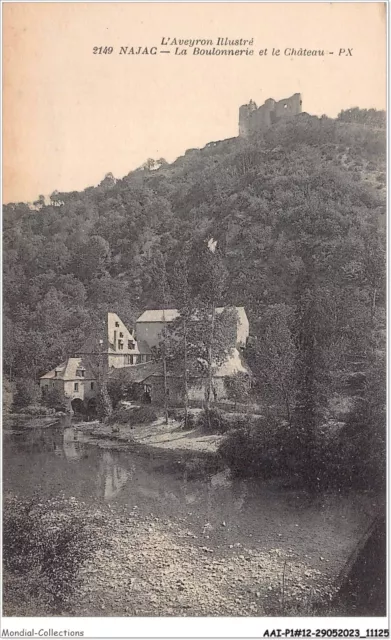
[13,379,41,410]
[167,409,197,429]
[108,405,157,426]
[218,418,288,478]
[107,374,140,408]
[128,406,158,425]
[3,496,94,611]
[183,412,197,429]
[42,387,66,411]
[197,408,231,434]
[20,405,55,416]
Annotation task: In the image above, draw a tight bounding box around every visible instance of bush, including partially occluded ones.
[108,405,157,426]
[197,408,231,434]
[13,379,41,410]
[107,375,140,409]
[42,387,66,411]
[167,409,197,428]
[3,496,94,611]
[218,400,386,493]
[218,418,288,478]
[19,405,55,416]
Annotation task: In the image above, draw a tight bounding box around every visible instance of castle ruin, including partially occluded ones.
[239,93,302,137]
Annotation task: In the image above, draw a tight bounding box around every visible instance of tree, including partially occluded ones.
[13,379,41,410]
[107,370,137,409]
[43,387,65,410]
[247,304,296,424]
[290,252,330,490]
[151,251,171,424]
[225,372,250,410]
[167,247,194,427]
[187,241,231,426]
[96,339,112,422]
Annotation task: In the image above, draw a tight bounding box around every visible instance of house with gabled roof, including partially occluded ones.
[135,306,249,349]
[39,312,153,412]
[113,306,251,404]
[76,312,152,368]
[39,307,251,411]
[39,355,99,413]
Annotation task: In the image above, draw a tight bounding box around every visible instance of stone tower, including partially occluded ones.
[238,93,302,137]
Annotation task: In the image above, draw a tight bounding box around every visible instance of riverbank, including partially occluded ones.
[72,416,224,459]
[3,422,378,618]
[3,496,338,617]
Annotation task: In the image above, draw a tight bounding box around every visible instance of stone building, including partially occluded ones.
[39,312,152,412]
[39,307,251,410]
[76,312,152,368]
[135,306,249,349]
[39,355,99,414]
[119,306,252,405]
[239,93,302,137]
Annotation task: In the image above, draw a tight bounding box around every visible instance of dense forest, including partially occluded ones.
[3,108,386,387]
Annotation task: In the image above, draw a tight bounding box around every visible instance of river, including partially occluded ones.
[3,416,376,574]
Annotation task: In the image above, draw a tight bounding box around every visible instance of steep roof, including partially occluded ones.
[136,307,247,323]
[40,356,97,381]
[137,339,152,355]
[109,361,160,383]
[136,309,180,323]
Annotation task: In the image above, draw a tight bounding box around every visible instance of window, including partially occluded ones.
[115,322,119,327]
[54,371,58,378]
[118,341,124,350]
[52,383,55,388]
[119,332,123,338]
[128,340,135,350]
[74,383,79,392]
[91,382,94,390]
[76,369,85,377]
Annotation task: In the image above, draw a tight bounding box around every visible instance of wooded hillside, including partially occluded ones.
[3,110,386,382]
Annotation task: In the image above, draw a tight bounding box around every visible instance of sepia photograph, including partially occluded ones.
[1,1,387,631]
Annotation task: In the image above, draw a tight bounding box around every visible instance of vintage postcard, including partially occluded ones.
[2,2,387,638]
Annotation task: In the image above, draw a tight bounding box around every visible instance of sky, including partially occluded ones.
[3,2,386,204]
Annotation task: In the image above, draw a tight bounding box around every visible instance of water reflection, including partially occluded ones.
[3,423,376,558]
[63,427,83,461]
[97,451,130,500]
